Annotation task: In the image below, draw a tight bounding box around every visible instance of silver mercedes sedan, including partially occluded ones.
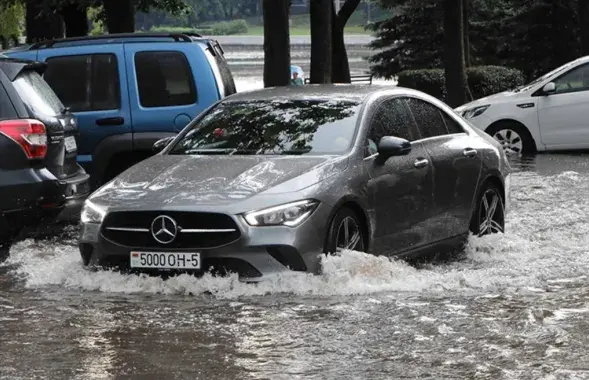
[79,85,511,281]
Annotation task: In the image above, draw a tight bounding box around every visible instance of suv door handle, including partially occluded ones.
[463,148,478,157]
[414,158,429,168]
[96,117,124,126]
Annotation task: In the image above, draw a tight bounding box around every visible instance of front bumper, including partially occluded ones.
[78,203,332,281]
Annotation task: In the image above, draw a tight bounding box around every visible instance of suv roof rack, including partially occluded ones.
[28,32,204,50]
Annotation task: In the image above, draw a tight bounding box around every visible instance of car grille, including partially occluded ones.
[101,211,241,249]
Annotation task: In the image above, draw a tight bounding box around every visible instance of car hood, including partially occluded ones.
[455,90,525,112]
[90,154,347,208]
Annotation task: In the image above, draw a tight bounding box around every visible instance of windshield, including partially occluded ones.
[514,60,581,93]
[168,98,362,156]
[12,70,65,117]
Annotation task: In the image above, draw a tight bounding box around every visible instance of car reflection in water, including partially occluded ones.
[79,85,511,281]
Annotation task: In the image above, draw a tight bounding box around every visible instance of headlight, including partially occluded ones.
[462,105,490,119]
[243,199,319,227]
[80,200,106,224]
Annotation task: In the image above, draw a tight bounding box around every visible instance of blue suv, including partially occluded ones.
[2,33,236,188]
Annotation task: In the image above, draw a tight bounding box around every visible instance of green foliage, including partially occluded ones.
[398,66,525,101]
[0,2,24,41]
[211,19,247,35]
[370,0,584,82]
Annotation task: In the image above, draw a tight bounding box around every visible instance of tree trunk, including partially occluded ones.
[331,0,361,83]
[463,0,470,66]
[62,3,89,37]
[25,0,64,43]
[310,0,333,83]
[579,0,589,55]
[103,0,135,33]
[443,0,470,107]
[263,0,290,87]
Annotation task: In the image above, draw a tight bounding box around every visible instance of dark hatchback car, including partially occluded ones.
[79,85,511,281]
[0,57,90,249]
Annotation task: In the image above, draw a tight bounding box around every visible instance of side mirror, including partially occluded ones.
[377,136,411,161]
[153,136,175,153]
[542,82,556,95]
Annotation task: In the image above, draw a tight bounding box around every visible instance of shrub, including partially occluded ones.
[397,66,525,101]
[211,19,248,35]
[149,26,213,36]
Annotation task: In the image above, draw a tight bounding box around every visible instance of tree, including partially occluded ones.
[61,1,89,37]
[579,0,589,55]
[262,0,290,87]
[332,0,362,82]
[443,0,470,107]
[310,0,332,83]
[368,0,443,78]
[0,1,24,47]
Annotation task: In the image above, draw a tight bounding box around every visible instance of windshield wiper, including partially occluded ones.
[280,149,311,155]
[184,148,235,155]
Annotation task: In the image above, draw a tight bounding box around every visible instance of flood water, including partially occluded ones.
[2,41,589,380]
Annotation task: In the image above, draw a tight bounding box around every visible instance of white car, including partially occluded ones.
[455,56,589,154]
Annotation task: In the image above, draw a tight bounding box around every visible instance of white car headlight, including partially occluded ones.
[462,105,490,119]
[243,199,319,227]
[80,200,106,224]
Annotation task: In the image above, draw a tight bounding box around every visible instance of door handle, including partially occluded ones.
[96,117,125,126]
[414,158,429,168]
[463,148,478,157]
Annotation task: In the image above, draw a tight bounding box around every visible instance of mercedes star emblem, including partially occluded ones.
[151,215,178,244]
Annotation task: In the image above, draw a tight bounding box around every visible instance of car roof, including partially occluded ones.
[224,84,424,103]
[2,33,217,52]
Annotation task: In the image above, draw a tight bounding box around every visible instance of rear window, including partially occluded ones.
[12,70,64,117]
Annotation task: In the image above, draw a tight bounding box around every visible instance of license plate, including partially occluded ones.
[64,136,77,152]
[130,251,201,269]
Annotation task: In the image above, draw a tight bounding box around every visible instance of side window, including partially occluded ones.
[366,98,415,156]
[44,54,120,112]
[406,98,448,139]
[0,82,17,120]
[553,64,589,94]
[135,51,197,108]
[440,111,465,134]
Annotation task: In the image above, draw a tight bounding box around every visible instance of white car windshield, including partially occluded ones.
[514,60,582,93]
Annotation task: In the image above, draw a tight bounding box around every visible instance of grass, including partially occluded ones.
[150,10,381,36]
[244,25,368,36]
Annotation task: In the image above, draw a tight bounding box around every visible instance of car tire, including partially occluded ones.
[469,182,505,237]
[486,122,535,155]
[324,207,366,254]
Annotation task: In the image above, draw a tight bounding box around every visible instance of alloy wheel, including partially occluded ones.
[335,216,364,251]
[493,129,523,154]
[478,188,505,236]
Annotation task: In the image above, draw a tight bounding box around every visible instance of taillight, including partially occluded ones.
[0,119,48,160]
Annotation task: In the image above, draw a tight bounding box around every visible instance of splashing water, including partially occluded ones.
[3,168,589,301]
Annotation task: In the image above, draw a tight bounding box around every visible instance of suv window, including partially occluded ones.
[0,82,17,120]
[553,63,589,94]
[405,97,448,139]
[12,70,65,117]
[440,111,465,134]
[366,97,416,156]
[135,51,197,108]
[44,54,120,112]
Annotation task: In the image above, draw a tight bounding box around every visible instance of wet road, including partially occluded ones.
[3,47,589,380]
